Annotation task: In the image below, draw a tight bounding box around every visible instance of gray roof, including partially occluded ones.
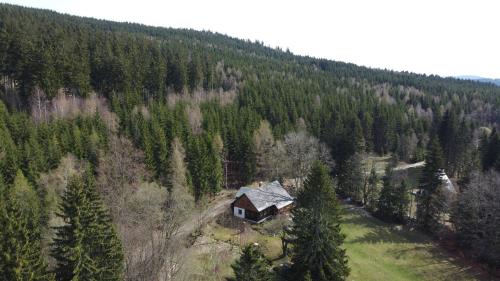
[235,186,252,198]
[438,171,457,193]
[235,181,294,212]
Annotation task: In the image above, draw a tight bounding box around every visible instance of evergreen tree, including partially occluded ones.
[481,128,500,171]
[338,152,364,202]
[289,161,349,281]
[151,120,169,180]
[416,137,446,233]
[0,178,54,281]
[11,170,41,226]
[51,176,98,281]
[364,165,379,212]
[230,244,272,281]
[81,167,124,281]
[207,134,224,195]
[51,170,123,281]
[0,123,19,184]
[395,180,410,222]
[377,168,409,223]
[168,53,187,93]
[22,134,46,183]
[47,134,62,169]
[188,54,203,91]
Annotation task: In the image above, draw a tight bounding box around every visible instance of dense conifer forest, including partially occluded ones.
[1,3,499,280]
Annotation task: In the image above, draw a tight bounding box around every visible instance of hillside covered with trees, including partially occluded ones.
[1,3,500,280]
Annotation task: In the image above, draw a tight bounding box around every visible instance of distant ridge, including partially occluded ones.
[456,75,500,86]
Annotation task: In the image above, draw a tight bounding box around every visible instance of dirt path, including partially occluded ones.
[177,190,235,238]
[394,161,425,171]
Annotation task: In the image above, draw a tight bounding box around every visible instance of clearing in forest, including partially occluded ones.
[184,197,493,281]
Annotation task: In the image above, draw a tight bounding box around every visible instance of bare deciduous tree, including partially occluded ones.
[97,136,149,222]
[398,131,419,162]
[165,137,195,221]
[97,136,188,281]
[186,104,203,135]
[451,170,500,268]
[280,130,333,190]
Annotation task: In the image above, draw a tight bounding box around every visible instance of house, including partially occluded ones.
[232,181,294,223]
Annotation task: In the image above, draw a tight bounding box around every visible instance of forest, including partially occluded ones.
[0,3,500,281]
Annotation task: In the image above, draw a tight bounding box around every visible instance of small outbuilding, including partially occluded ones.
[232,181,294,223]
[438,169,458,204]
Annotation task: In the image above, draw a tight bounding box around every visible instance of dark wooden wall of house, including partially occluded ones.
[233,194,258,212]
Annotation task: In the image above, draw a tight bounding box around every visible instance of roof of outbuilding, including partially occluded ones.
[235,181,294,212]
[438,171,457,193]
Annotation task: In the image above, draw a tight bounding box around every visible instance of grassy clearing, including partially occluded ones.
[364,154,392,174]
[343,206,489,281]
[186,201,492,281]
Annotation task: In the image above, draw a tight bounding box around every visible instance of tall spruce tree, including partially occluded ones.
[364,165,379,212]
[289,161,349,281]
[338,152,364,202]
[0,122,19,184]
[377,169,409,224]
[52,169,123,281]
[81,167,124,281]
[416,137,446,233]
[0,177,54,281]
[207,134,224,195]
[230,244,272,281]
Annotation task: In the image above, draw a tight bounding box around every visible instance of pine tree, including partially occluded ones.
[338,152,364,202]
[377,168,409,223]
[151,120,169,180]
[52,170,123,281]
[188,54,203,91]
[230,244,272,281]
[416,137,446,233]
[481,129,500,171]
[0,177,54,281]
[47,134,62,169]
[289,161,349,281]
[11,170,41,226]
[395,180,410,222]
[22,134,46,183]
[81,167,124,281]
[0,123,19,184]
[207,134,224,195]
[52,176,98,281]
[364,165,379,212]
[71,125,85,159]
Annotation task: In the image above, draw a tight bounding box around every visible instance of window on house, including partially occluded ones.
[238,209,243,215]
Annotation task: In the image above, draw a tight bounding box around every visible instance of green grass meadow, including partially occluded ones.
[343,206,490,281]
[191,204,493,281]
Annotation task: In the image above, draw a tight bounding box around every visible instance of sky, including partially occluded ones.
[3,0,500,78]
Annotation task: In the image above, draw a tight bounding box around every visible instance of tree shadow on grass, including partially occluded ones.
[388,246,493,281]
[343,206,497,281]
[396,245,497,280]
[348,225,425,244]
[344,212,427,245]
